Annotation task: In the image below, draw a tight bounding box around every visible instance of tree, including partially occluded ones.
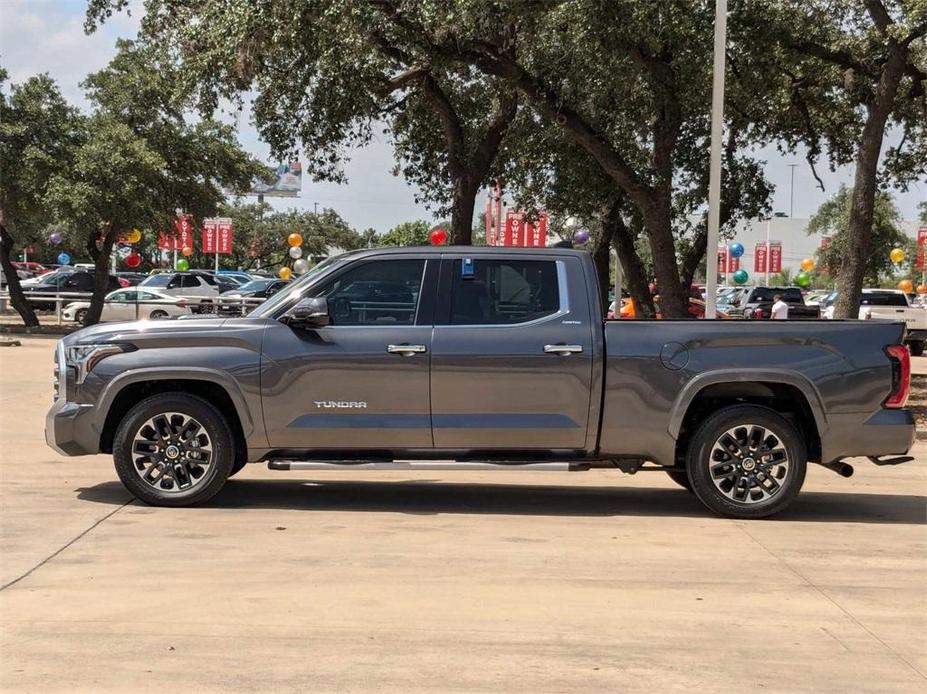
[350,1,781,317]
[0,69,81,326]
[86,0,519,245]
[379,220,432,246]
[758,1,926,318]
[809,186,913,286]
[45,40,264,324]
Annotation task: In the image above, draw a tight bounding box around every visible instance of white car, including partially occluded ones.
[63,288,192,324]
[823,288,927,355]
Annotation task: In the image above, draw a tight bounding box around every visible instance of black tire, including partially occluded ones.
[909,341,924,357]
[665,468,693,491]
[75,308,89,325]
[686,405,807,519]
[113,393,234,506]
[228,447,248,478]
[149,309,169,320]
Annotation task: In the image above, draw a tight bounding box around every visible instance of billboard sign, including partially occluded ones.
[249,161,302,198]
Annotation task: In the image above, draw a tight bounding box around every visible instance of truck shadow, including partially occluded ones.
[76,479,927,524]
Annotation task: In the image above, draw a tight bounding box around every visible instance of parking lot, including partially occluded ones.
[1,336,925,692]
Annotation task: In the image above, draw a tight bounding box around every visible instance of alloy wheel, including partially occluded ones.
[708,424,791,505]
[131,412,213,493]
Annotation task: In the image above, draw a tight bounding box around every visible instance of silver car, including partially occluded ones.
[63,288,192,324]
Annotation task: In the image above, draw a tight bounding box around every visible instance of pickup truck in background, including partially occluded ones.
[823,289,927,356]
[46,247,915,519]
[727,286,820,320]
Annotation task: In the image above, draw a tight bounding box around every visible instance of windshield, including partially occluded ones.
[140,274,170,287]
[250,253,357,317]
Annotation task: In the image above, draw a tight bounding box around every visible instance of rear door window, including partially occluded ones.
[447,258,560,325]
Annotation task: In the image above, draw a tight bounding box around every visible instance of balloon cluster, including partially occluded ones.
[48,232,62,246]
[574,229,589,246]
[430,228,448,246]
[898,279,914,293]
[57,252,71,265]
[732,269,749,285]
[890,248,906,264]
[728,242,744,258]
[282,232,308,278]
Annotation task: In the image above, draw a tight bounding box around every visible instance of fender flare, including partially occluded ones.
[668,368,828,439]
[96,367,255,438]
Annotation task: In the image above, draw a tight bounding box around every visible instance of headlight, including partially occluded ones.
[65,343,131,384]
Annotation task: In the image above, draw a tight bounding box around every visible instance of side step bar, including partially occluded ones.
[268,461,590,472]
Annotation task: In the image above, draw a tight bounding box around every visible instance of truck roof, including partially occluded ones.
[334,245,588,259]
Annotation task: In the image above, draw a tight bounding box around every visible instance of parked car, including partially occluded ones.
[24,270,122,310]
[216,270,256,286]
[63,288,192,324]
[727,286,820,319]
[824,289,927,355]
[139,271,220,312]
[217,278,291,315]
[20,266,78,288]
[116,272,147,287]
[47,247,914,519]
[12,261,51,277]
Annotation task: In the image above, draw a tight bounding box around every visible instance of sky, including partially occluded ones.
[2,0,924,234]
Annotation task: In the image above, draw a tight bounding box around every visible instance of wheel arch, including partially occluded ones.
[98,370,252,458]
[671,370,825,464]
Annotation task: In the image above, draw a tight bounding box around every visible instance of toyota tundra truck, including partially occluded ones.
[46,247,916,518]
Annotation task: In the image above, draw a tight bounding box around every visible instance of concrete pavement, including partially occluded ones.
[1,337,925,692]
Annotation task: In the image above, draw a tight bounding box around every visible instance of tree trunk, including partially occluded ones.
[449,174,478,245]
[84,227,117,326]
[642,200,687,317]
[833,48,907,319]
[0,218,40,327]
[609,205,656,319]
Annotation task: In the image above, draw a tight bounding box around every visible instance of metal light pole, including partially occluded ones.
[704,0,728,319]
[788,163,797,217]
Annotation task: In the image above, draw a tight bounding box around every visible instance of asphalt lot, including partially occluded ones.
[1,336,925,693]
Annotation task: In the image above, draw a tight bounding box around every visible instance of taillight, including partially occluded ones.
[884,344,910,408]
[753,309,764,320]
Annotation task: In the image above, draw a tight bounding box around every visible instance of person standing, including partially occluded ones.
[771,294,789,320]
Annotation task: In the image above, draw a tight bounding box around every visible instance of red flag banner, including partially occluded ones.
[768,243,782,274]
[916,227,927,271]
[202,219,217,254]
[158,232,176,251]
[217,219,233,254]
[718,247,728,274]
[754,244,768,273]
[175,213,193,251]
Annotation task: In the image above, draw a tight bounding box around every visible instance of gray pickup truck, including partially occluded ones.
[46,247,915,518]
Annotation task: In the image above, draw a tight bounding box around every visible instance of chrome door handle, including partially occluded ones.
[544,344,583,355]
[387,344,427,356]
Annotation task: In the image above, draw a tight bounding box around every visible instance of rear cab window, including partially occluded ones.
[861,293,908,307]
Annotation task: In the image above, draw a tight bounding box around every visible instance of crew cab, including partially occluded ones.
[824,289,927,356]
[46,247,915,519]
[727,286,820,320]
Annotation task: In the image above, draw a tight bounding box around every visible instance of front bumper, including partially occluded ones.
[822,409,916,464]
[45,398,100,456]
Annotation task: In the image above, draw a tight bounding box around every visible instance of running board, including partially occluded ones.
[267,460,589,472]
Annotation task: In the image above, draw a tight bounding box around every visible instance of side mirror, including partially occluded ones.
[286,296,330,328]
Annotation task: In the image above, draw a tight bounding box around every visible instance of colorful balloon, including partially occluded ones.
[890,248,906,264]
[732,269,749,285]
[293,258,310,274]
[125,228,142,244]
[181,246,193,257]
[728,242,744,258]
[48,232,62,245]
[918,285,927,295]
[279,266,293,280]
[898,279,914,293]
[288,245,303,259]
[430,228,448,246]
[800,257,815,272]
[574,229,590,245]
[176,258,189,271]
[287,233,303,247]
[125,253,141,268]
[57,252,71,265]
[795,271,812,288]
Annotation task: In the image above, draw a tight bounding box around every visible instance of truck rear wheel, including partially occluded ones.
[686,405,806,519]
[665,469,693,491]
[113,393,234,507]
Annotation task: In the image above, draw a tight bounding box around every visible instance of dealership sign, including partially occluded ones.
[202,218,233,254]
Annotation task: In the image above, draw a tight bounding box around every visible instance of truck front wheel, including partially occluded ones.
[686,405,806,519]
[113,393,234,507]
